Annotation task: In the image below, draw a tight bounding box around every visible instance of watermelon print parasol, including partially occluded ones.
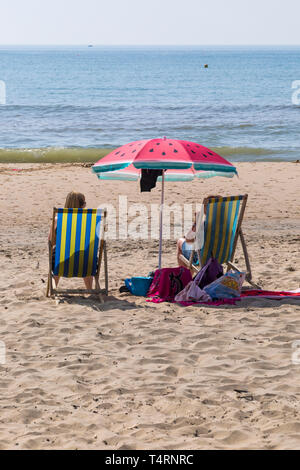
[92,137,237,269]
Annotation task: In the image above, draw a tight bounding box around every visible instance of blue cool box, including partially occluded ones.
[125,276,153,296]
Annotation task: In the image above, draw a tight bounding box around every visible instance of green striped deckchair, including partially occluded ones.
[179,195,259,288]
[47,208,108,301]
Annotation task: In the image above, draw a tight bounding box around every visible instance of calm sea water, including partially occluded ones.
[0,45,300,162]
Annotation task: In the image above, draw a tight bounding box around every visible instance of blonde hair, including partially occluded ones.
[203,195,222,214]
[64,191,86,209]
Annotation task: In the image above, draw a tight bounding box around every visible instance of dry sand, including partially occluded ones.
[0,161,299,450]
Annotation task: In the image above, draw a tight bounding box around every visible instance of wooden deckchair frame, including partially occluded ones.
[46,208,109,302]
[179,194,260,289]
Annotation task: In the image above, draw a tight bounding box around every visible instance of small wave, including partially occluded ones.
[3,103,299,113]
[39,127,105,134]
[0,104,128,113]
[212,146,282,157]
[0,148,112,163]
[0,145,294,163]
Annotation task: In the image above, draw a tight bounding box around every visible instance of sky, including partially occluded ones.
[1,0,300,45]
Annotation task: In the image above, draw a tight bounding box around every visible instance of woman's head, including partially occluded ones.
[64,191,86,209]
[203,195,222,214]
[204,194,222,203]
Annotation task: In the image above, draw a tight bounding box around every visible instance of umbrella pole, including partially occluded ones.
[158,170,165,270]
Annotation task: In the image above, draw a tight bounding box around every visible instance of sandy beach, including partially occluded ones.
[0,161,300,450]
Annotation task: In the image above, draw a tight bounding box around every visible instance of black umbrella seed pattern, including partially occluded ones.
[110,143,218,163]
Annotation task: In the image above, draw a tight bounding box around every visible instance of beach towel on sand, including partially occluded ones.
[240,289,300,299]
[147,286,300,305]
[146,267,235,305]
[147,267,192,303]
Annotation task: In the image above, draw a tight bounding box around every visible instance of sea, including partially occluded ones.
[0,45,300,163]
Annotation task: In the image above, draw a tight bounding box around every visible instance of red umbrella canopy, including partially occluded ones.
[92,138,237,175]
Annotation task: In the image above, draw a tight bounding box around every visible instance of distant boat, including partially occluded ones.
[88,45,93,48]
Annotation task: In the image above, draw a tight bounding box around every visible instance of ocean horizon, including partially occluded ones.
[0,45,300,163]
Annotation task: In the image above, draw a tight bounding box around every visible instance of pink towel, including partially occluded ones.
[241,289,300,299]
[147,288,300,305]
[147,267,192,303]
[146,267,236,305]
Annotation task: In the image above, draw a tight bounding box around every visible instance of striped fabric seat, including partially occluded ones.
[200,195,244,265]
[53,208,103,278]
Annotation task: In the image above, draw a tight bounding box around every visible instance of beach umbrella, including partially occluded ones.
[92,137,237,269]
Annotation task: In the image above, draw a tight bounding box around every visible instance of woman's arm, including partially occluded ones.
[48,217,57,244]
[184,214,197,243]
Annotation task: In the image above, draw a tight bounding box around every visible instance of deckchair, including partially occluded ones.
[179,195,260,288]
[46,208,108,301]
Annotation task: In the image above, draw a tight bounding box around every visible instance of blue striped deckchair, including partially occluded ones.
[47,208,108,300]
[179,195,259,288]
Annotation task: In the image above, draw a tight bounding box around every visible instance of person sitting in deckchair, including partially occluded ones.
[177,195,221,267]
[48,191,93,290]
[177,194,259,288]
